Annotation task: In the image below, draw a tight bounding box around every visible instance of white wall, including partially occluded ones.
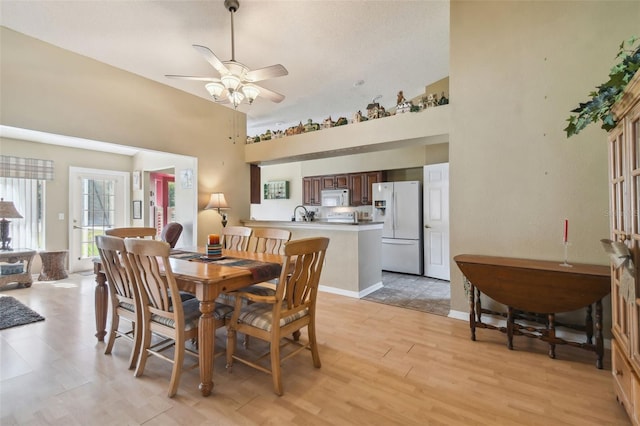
[449,1,640,318]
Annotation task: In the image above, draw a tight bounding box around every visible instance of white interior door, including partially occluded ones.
[423,163,450,280]
[68,167,129,272]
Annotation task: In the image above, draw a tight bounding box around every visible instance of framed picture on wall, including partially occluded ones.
[180,169,193,189]
[132,170,141,190]
[133,200,142,219]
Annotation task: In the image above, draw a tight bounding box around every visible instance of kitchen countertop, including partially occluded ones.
[243,219,383,231]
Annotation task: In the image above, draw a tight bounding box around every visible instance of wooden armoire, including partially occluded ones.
[608,70,640,424]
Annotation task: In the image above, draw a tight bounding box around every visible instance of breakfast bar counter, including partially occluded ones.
[243,220,383,298]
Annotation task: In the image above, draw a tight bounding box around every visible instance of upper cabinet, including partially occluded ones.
[303,176,322,205]
[321,174,348,190]
[303,171,385,206]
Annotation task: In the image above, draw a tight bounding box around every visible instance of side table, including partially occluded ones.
[0,249,36,288]
[38,250,69,281]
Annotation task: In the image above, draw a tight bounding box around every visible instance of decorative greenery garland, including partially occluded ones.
[565,37,639,137]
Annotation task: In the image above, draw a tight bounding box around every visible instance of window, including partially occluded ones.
[0,177,44,249]
[0,155,53,250]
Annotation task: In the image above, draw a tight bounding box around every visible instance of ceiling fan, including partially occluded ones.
[166,0,288,107]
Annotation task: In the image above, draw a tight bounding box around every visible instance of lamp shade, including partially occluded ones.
[221,74,241,92]
[242,84,260,104]
[204,193,229,211]
[0,199,23,219]
[205,82,225,99]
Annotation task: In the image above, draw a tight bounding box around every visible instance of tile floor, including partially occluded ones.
[363,271,451,316]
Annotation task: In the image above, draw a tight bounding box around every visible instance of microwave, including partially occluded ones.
[321,189,350,207]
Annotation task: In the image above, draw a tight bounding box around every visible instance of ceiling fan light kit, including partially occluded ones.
[166,0,287,108]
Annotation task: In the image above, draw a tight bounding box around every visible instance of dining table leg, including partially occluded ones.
[93,260,108,342]
[198,299,217,396]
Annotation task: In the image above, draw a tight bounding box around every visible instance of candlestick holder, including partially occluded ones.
[560,242,573,267]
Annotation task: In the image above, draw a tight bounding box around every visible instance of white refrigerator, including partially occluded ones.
[372,181,423,274]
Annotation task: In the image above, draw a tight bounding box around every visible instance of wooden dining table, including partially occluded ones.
[93,248,285,397]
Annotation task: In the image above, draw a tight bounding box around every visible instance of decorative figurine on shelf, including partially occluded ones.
[438,91,449,105]
[397,90,406,105]
[418,96,426,110]
[426,93,437,108]
[397,100,413,114]
[353,110,368,123]
[272,129,284,139]
[334,117,348,126]
[366,103,379,119]
[304,119,320,132]
[260,129,272,141]
[246,136,254,144]
[410,104,420,112]
[252,135,261,143]
[285,125,297,136]
[321,116,335,129]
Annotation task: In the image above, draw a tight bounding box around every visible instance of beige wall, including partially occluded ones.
[0,27,247,247]
[449,0,639,322]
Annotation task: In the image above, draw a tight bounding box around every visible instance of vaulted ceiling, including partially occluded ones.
[0,0,449,138]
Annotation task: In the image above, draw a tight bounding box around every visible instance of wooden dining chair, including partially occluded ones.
[160,222,183,248]
[248,228,291,255]
[105,227,157,239]
[226,237,330,396]
[221,226,252,251]
[124,238,232,397]
[95,235,141,370]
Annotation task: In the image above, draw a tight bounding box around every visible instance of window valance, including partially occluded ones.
[0,155,54,181]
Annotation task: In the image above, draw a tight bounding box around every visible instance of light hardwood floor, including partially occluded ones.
[0,273,629,425]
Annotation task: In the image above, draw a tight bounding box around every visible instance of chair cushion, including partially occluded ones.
[151,298,233,330]
[118,301,135,312]
[216,285,276,307]
[237,301,308,332]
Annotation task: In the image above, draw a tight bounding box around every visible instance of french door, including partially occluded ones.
[68,167,129,272]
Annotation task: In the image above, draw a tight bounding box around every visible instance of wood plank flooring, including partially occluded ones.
[0,273,629,425]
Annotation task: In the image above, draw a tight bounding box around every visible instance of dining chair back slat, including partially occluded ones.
[249,228,291,255]
[106,227,157,239]
[221,226,252,251]
[95,235,141,370]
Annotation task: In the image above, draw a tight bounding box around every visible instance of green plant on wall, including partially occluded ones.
[565,37,639,137]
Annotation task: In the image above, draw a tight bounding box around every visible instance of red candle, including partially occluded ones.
[563,219,568,243]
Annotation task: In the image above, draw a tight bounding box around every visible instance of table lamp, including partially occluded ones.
[0,198,23,251]
[204,192,229,227]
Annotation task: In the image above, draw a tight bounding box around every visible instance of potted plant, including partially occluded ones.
[565,37,639,137]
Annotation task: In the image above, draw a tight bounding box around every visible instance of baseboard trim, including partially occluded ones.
[319,281,383,299]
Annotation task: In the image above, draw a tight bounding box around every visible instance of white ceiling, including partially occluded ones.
[0,0,449,139]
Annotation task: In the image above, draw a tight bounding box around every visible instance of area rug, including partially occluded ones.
[363,272,451,317]
[0,296,45,330]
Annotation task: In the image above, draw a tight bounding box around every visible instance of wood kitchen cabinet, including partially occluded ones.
[349,171,384,206]
[303,171,383,206]
[322,174,348,190]
[608,70,640,425]
[303,176,322,205]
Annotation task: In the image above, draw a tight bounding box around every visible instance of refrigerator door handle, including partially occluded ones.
[382,239,417,245]
[393,192,397,230]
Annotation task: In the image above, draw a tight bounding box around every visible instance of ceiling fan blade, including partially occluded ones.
[192,44,229,75]
[245,64,288,82]
[255,84,285,103]
[165,75,221,82]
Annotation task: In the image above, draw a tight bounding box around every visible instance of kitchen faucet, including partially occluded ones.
[293,205,309,221]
